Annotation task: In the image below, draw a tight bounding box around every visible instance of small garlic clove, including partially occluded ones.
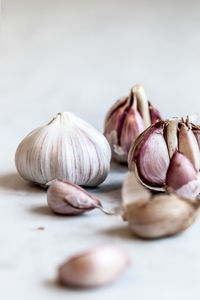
[47,179,113,215]
[131,84,151,128]
[120,98,145,154]
[165,118,179,158]
[178,123,200,171]
[148,101,162,124]
[104,97,128,137]
[58,245,130,288]
[122,172,199,239]
[124,194,199,239]
[129,122,170,187]
[166,151,200,198]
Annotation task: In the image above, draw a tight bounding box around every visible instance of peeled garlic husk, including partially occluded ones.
[58,245,129,288]
[47,179,114,215]
[128,117,200,195]
[15,112,111,187]
[104,84,161,163]
[122,172,200,239]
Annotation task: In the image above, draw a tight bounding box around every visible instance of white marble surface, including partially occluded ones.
[1,0,200,299]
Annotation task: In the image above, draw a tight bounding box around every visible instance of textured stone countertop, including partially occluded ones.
[1,1,200,299]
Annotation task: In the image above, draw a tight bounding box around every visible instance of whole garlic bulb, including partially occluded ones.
[122,172,200,239]
[15,112,111,187]
[128,117,200,197]
[104,84,161,163]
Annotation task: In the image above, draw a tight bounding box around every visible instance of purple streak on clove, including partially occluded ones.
[148,101,162,124]
[132,121,170,187]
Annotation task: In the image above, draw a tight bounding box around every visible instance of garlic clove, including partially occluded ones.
[148,101,162,124]
[47,179,113,215]
[58,245,130,288]
[165,118,179,158]
[178,123,200,171]
[166,151,200,198]
[120,97,145,154]
[124,194,199,239]
[15,112,111,187]
[129,122,170,187]
[131,84,151,128]
[122,172,200,239]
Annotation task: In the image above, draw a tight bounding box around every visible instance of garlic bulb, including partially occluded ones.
[15,112,111,187]
[104,84,161,163]
[47,179,114,215]
[58,245,129,288]
[122,172,200,239]
[128,117,200,197]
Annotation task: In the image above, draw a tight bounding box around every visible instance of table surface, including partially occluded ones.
[1,1,200,299]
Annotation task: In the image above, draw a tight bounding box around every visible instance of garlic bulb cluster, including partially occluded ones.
[104,84,161,163]
[128,117,200,198]
[58,245,129,288]
[15,112,111,187]
[122,172,200,239]
[47,179,114,215]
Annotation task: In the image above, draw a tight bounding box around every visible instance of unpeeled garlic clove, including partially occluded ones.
[119,96,145,154]
[165,118,179,158]
[104,84,161,163]
[122,172,200,239]
[148,101,162,124]
[15,112,111,187]
[178,123,200,171]
[58,245,130,288]
[129,121,170,188]
[47,179,113,215]
[166,151,200,198]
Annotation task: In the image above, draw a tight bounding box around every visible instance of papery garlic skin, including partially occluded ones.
[15,112,111,187]
[47,179,112,215]
[104,84,161,163]
[129,117,200,194]
[122,172,200,239]
[58,246,129,288]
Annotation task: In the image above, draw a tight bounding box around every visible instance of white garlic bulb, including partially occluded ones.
[15,112,111,187]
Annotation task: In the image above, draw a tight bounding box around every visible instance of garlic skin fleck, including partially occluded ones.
[58,245,129,288]
[122,172,200,239]
[128,117,200,195]
[47,179,113,215]
[104,84,161,163]
[15,112,111,187]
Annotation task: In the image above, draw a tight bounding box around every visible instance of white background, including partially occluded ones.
[1,1,200,299]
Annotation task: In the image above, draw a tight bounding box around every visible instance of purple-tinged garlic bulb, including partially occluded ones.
[122,172,200,239]
[47,179,114,215]
[104,84,161,163]
[128,117,200,197]
[15,112,111,187]
[58,245,129,288]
